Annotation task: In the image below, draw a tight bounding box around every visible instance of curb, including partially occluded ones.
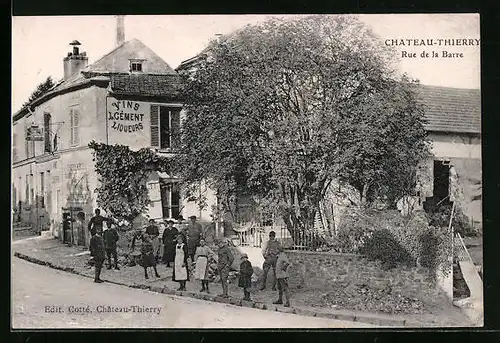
[14,252,409,327]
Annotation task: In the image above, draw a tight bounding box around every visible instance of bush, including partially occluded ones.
[336,208,452,275]
[425,204,477,237]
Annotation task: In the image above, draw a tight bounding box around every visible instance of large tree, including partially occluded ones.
[177,15,431,239]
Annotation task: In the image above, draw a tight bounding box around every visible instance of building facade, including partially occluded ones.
[12,38,218,242]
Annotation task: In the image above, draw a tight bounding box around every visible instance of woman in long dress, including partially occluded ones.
[162,220,179,267]
[172,234,189,290]
[193,238,216,293]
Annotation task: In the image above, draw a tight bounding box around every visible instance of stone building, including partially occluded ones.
[11,29,218,243]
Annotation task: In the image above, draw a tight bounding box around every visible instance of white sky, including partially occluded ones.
[12,14,480,113]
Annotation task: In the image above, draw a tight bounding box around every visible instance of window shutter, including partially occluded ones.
[171,109,181,150]
[150,105,159,148]
[70,109,74,146]
[73,110,80,145]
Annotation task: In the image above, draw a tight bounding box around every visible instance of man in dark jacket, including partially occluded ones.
[103,223,120,270]
[89,229,106,283]
[186,215,203,262]
[260,231,282,290]
[217,238,234,298]
[146,219,161,263]
[88,209,108,235]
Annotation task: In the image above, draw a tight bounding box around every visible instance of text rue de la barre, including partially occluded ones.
[385,38,480,59]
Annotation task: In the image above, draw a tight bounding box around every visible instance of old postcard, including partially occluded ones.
[11,14,482,329]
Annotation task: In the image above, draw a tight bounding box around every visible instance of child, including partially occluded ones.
[194,238,215,293]
[89,229,106,283]
[217,238,234,298]
[173,234,189,291]
[273,245,291,307]
[131,230,160,279]
[238,253,253,301]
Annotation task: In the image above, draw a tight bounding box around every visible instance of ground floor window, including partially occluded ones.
[160,180,181,219]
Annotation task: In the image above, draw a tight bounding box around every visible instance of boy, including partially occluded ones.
[217,238,234,298]
[103,222,120,270]
[238,253,253,301]
[89,228,106,283]
[273,245,291,307]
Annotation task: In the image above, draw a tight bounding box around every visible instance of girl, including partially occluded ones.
[238,253,253,301]
[172,234,189,291]
[193,238,216,293]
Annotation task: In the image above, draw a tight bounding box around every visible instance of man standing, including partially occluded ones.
[87,209,108,235]
[273,245,291,307]
[103,223,120,270]
[260,231,282,291]
[145,219,161,263]
[89,229,106,283]
[186,215,203,262]
[217,238,234,298]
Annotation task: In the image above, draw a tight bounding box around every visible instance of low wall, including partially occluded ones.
[287,250,441,300]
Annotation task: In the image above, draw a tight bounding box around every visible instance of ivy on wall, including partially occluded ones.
[88,141,172,222]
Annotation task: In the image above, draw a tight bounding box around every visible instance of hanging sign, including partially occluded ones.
[26,126,44,141]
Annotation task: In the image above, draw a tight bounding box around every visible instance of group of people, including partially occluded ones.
[87,209,291,306]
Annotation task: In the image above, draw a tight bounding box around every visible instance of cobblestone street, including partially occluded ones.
[12,256,379,329]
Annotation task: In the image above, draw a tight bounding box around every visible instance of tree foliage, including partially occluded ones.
[177,15,431,238]
[88,141,172,222]
[22,76,55,109]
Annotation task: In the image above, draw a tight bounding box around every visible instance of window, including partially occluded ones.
[160,181,181,219]
[130,62,142,72]
[25,175,29,204]
[40,172,45,208]
[13,133,18,162]
[150,105,181,150]
[129,59,144,72]
[69,108,80,147]
[30,174,34,205]
[44,113,52,152]
[25,129,35,158]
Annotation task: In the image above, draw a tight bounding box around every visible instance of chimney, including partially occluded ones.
[63,40,88,80]
[116,15,125,47]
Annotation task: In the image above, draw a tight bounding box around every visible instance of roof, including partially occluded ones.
[418,85,481,134]
[14,39,180,119]
[85,38,177,75]
[51,38,177,94]
[109,73,183,98]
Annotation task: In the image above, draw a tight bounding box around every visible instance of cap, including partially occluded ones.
[240,253,248,259]
[189,215,197,219]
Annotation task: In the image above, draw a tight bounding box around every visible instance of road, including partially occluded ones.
[12,257,376,329]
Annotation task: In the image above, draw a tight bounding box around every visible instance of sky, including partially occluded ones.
[11,14,480,113]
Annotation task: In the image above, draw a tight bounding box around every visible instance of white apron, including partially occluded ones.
[194,256,209,280]
[174,243,188,281]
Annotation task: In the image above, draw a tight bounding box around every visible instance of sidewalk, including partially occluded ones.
[12,235,474,328]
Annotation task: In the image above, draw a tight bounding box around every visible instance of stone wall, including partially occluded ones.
[287,250,441,300]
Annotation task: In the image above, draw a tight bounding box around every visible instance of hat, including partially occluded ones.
[166,219,174,224]
[189,215,197,219]
[240,253,248,259]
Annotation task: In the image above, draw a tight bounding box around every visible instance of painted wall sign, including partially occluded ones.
[106,97,151,150]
